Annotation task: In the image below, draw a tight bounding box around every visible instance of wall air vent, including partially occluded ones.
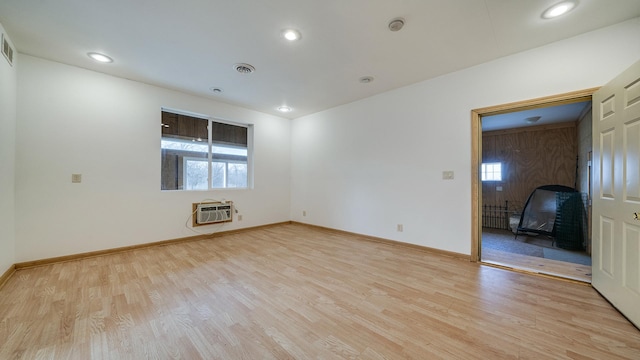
[1,33,14,66]
[233,63,255,74]
[193,202,233,226]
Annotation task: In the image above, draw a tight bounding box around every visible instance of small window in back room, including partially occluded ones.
[160,110,252,190]
[481,162,502,181]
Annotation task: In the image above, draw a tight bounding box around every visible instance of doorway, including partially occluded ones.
[470,88,598,282]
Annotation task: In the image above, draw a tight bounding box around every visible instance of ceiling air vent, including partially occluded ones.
[233,63,255,74]
[1,33,14,66]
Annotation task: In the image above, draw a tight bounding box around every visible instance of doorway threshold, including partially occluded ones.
[482,245,591,283]
[481,258,591,285]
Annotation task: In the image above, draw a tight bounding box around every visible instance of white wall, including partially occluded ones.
[15,55,291,262]
[291,18,640,255]
[0,22,16,272]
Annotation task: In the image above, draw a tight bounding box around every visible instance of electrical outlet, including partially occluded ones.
[71,174,82,183]
[442,171,454,180]
[303,210,307,217]
[397,224,403,232]
[238,214,243,221]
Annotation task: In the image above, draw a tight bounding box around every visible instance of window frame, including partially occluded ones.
[161,108,254,191]
[182,156,209,190]
[481,162,503,182]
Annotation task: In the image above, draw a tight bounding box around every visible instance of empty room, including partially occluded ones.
[1,1,640,359]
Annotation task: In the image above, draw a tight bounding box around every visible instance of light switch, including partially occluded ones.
[71,174,82,183]
[442,171,454,180]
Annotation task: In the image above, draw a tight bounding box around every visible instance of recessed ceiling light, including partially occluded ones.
[277,106,292,113]
[359,76,374,84]
[87,52,113,63]
[542,1,577,19]
[388,17,405,32]
[283,29,301,41]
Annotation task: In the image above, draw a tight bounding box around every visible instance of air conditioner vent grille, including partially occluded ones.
[193,202,232,226]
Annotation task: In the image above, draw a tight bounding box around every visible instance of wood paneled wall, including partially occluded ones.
[482,122,578,214]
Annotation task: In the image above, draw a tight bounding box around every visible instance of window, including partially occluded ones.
[183,157,208,190]
[481,162,502,181]
[161,111,252,190]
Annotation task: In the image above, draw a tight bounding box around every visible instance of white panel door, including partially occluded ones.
[592,60,640,328]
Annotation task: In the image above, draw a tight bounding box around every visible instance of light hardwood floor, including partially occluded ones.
[1,224,639,359]
[482,247,592,283]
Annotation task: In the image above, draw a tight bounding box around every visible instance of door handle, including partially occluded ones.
[635,213,639,220]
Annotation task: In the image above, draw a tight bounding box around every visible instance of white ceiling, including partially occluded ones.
[482,101,592,132]
[1,0,639,119]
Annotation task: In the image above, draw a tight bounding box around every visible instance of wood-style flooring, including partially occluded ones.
[482,247,592,283]
[1,223,639,359]
[481,230,592,283]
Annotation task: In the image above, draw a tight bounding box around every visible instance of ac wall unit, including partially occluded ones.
[193,202,232,226]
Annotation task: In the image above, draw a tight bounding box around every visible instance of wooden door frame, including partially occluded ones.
[470,88,599,262]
